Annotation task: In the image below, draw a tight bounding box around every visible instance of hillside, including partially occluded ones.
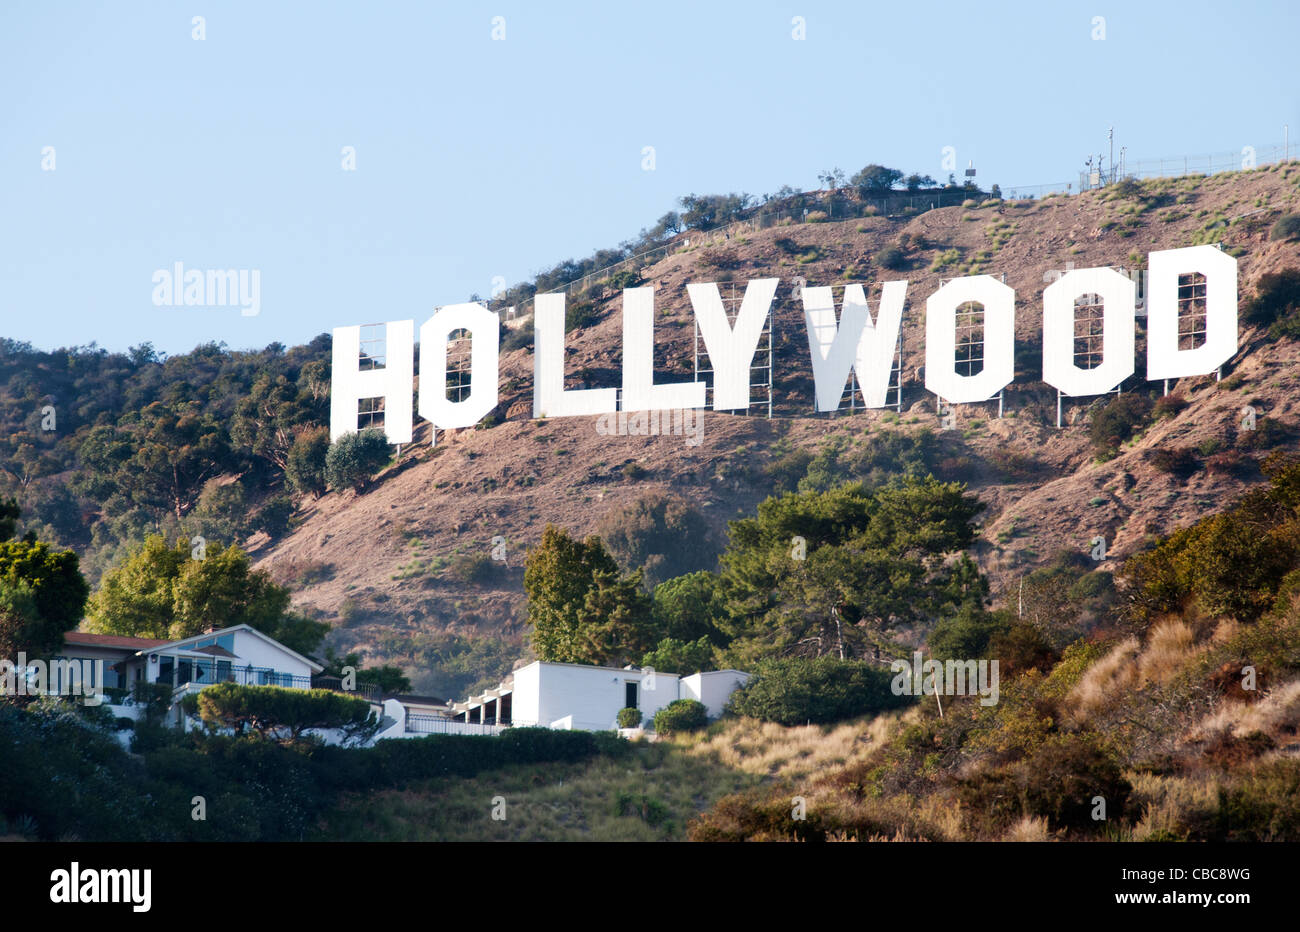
[255,164,1300,695]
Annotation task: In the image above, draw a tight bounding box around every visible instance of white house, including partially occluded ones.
[125,625,325,696]
[49,625,334,729]
[449,661,751,733]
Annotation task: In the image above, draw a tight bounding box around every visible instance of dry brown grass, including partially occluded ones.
[1067,636,1140,720]
[1001,814,1053,842]
[1187,677,1300,741]
[1137,619,1200,686]
[674,711,907,782]
[1127,770,1221,841]
[1067,620,1211,726]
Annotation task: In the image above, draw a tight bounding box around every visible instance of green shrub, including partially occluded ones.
[325,429,391,493]
[253,493,294,538]
[616,707,642,728]
[605,269,640,291]
[1270,214,1300,241]
[641,635,716,674]
[928,606,1011,661]
[875,245,907,271]
[1148,445,1199,477]
[565,299,600,332]
[652,698,708,734]
[286,426,330,496]
[1243,268,1300,329]
[725,657,913,726]
[1089,392,1153,456]
[448,551,496,586]
[196,683,380,744]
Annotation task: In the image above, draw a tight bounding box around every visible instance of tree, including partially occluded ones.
[86,535,327,653]
[0,497,19,541]
[641,636,716,674]
[76,400,233,519]
[715,477,984,665]
[325,429,391,493]
[320,646,412,695]
[84,536,187,639]
[725,657,911,725]
[230,374,303,472]
[817,167,847,190]
[286,426,330,496]
[678,193,753,231]
[523,525,656,666]
[850,164,904,197]
[651,571,727,645]
[0,580,54,665]
[0,538,90,647]
[194,682,379,744]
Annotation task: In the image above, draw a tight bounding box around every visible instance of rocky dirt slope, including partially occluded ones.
[252,163,1300,687]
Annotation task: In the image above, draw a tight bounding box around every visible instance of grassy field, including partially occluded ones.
[314,713,905,841]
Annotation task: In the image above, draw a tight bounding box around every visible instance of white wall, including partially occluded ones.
[680,670,751,720]
[511,663,541,727]
[144,629,316,684]
[524,662,681,732]
[224,630,316,678]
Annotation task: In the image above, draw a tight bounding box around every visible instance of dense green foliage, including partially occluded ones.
[86,535,327,653]
[652,699,708,734]
[319,647,413,695]
[1242,268,1300,338]
[0,534,90,659]
[1270,214,1300,241]
[768,429,948,494]
[1123,455,1300,624]
[285,425,330,496]
[640,636,717,674]
[650,571,728,646]
[714,477,985,664]
[0,699,624,841]
[523,525,655,666]
[616,707,642,728]
[0,337,330,581]
[725,657,913,725]
[193,683,380,744]
[325,428,392,492]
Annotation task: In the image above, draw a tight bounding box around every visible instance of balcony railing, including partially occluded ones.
[157,661,380,702]
[407,714,505,736]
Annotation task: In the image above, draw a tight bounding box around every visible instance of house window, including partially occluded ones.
[625,681,639,709]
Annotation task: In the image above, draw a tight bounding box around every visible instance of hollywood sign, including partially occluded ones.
[330,245,1237,443]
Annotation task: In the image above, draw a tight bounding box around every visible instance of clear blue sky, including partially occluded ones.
[2,0,1297,355]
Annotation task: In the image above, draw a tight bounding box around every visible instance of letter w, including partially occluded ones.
[802,281,906,411]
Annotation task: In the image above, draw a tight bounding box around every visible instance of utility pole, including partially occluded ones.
[1108,127,1114,184]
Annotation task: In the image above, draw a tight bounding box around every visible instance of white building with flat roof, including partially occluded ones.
[450,661,750,732]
